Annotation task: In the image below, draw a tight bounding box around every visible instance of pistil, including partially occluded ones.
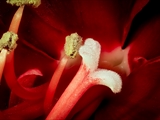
[44,33,82,114]
[46,38,122,120]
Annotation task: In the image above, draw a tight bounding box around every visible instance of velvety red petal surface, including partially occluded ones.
[93,57,160,119]
[9,69,43,107]
[128,16,160,70]
[18,0,149,58]
[3,0,160,119]
[126,0,160,70]
[0,100,44,119]
[0,0,149,77]
[1,70,45,119]
[14,41,57,79]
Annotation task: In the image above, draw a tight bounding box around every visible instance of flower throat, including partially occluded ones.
[0,0,124,119]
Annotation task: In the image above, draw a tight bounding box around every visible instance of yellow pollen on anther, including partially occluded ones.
[6,0,41,7]
[64,33,82,59]
[0,31,18,52]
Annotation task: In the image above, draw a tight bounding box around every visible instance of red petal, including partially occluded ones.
[94,57,160,119]
[18,0,148,57]
[14,41,57,79]
[9,69,43,107]
[0,100,44,120]
[128,16,160,70]
[18,69,42,86]
[4,50,48,100]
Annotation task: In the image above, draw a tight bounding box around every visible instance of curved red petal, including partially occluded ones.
[94,57,160,119]
[128,16,160,70]
[14,41,57,79]
[4,44,57,100]
[17,69,42,87]
[9,69,43,107]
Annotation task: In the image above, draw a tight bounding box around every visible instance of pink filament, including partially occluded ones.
[0,49,7,82]
[44,56,68,114]
[9,6,24,33]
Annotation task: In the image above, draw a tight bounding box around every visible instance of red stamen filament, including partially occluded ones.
[3,5,48,100]
[0,49,7,81]
[44,55,68,114]
[44,33,82,114]
[0,5,24,82]
[9,5,24,33]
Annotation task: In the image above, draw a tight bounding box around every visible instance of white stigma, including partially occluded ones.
[79,38,101,72]
[79,38,122,93]
[88,69,122,93]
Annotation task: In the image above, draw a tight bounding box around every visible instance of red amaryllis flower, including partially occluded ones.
[0,0,160,119]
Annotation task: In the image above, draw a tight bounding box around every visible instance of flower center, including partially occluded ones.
[0,1,125,119]
[100,47,130,76]
[46,36,122,120]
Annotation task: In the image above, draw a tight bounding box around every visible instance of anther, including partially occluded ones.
[6,0,41,7]
[64,33,82,59]
[0,32,18,52]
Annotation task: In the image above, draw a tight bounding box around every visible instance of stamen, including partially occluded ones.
[0,32,18,52]
[46,39,122,120]
[0,16,19,81]
[6,0,41,7]
[64,33,82,59]
[0,49,7,82]
[44,33,82,114]
[0,5,23,81]
[9,5,24,34]
[44,56,68,114]
[2,2,44,100]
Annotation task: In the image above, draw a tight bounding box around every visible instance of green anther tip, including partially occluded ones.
[0,31,18,52]
[6,0,41,8]
[64,33,83,59]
